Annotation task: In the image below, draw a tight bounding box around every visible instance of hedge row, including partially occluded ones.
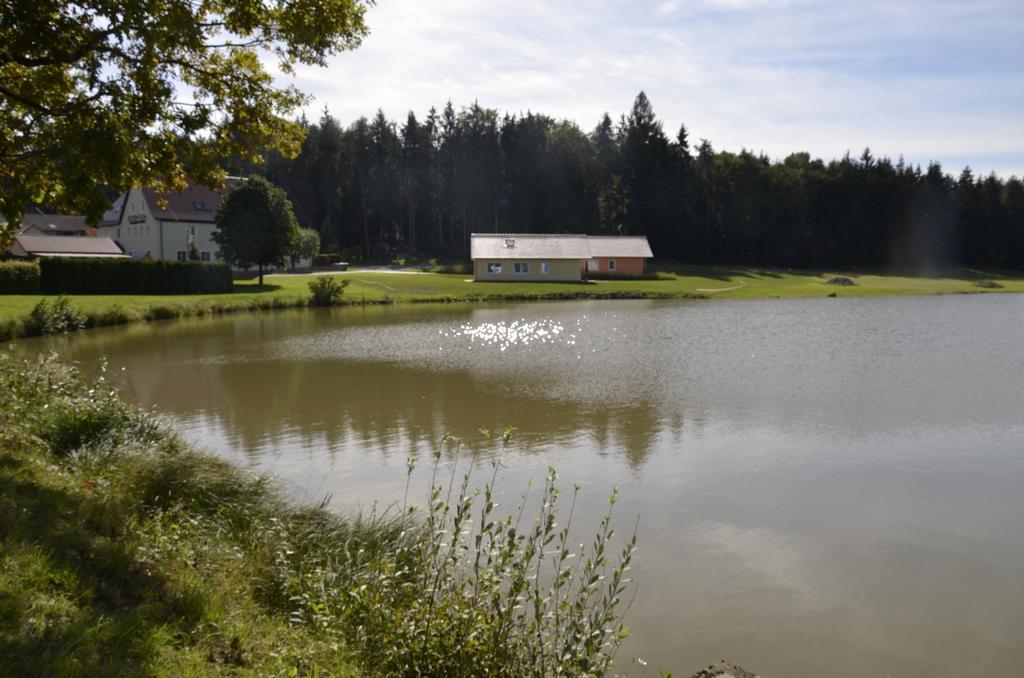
[39,258,233,295]
[0,260,41,294]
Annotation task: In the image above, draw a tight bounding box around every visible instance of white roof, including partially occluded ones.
[471,234,592,260]
[586,235,654,258]
[12,234,127,258]
[470,233,653,260]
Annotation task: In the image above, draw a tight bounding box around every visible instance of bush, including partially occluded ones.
[419,261,473,275]
[0,259,41,293]
[39,258,233,295]
[23,296,86,336]
[313,253,345,267]
[308,275,349,306]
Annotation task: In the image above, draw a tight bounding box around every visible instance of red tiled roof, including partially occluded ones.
[142,182,229,223]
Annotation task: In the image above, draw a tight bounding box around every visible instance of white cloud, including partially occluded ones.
[278,0,1024,177]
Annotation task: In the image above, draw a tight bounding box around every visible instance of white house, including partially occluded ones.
[97,182,231,262]
[470,234,654,282]
[97,180,313,271]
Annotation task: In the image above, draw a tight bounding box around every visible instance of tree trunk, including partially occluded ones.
[403,202,411,256]
[258,263,264,286]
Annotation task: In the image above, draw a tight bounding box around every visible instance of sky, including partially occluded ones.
[282,0,1024,178]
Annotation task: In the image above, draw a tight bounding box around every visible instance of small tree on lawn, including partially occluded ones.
[291,228,321,269]
[214,176,300,285]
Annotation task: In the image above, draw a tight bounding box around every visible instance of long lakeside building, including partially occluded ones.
[470,233,654,282]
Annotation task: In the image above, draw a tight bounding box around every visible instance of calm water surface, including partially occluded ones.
[21,295,1024,677]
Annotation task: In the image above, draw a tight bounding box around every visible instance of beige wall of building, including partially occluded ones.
[473,258,583,282]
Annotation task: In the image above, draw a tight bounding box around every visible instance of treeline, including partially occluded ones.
[230,92,1024,270]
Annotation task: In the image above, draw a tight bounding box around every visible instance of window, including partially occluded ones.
[504,238,515,248]
[192,201,211,211]
[608,259,616,272]
[541,262,549,274]
[177,251,187,261]
[587,259,598,272]
[486,262,502,274]
[201,251,211,262]
[513,262,529,274]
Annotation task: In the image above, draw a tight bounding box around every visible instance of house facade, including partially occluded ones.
[470,234,654,282]
[97,183,228,262]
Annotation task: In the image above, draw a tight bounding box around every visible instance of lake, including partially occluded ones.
[20,294,1024,677]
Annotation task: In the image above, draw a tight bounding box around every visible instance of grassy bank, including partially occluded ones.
[2,265,1023,340]
[0,354,635,676]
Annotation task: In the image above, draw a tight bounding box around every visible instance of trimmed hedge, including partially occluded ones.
[39,258,233,295]
[0,260,41,294]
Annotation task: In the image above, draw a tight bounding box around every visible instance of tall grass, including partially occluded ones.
[0,353,638,676]
[285,439,638,676]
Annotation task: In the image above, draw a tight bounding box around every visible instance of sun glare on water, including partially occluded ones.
[438,317,587,352]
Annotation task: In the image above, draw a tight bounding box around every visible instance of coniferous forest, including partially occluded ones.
[231,92,1024,271]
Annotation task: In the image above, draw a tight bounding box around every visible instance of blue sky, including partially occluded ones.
[281,0,1024,178]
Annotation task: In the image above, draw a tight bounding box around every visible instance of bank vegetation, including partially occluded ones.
[0,353,636,676]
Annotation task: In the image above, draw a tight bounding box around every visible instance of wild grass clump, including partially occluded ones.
[23,295,86,335]
[308,275,350,306]
[307,444,638,676]
[0,354,640,676]
[1,355,162,457]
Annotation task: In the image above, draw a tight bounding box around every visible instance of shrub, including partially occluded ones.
[39,258,233,295]
[420,261,473,275]
[23,296,86,336]
[313,253,345,267]
[308,275,349,306]
[0,259,41,293]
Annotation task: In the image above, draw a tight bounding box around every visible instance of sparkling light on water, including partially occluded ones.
[438,317,587,352]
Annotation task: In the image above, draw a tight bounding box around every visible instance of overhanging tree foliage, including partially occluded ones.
[0,0,371,247]
[213,176,300,285]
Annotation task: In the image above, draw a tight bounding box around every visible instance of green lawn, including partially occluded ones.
[2,265,1023,336]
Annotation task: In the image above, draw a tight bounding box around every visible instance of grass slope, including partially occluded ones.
[0,360,362,676]
[2,265,1022,339]
[0,355,636,677]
